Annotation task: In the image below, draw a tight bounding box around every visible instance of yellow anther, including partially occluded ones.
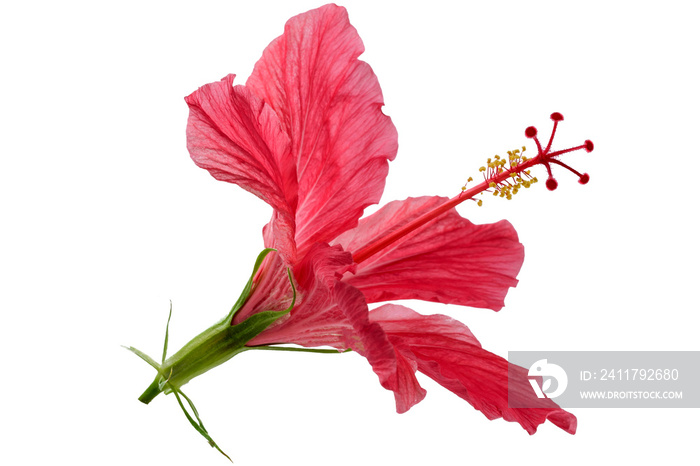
[472,144,539,205]
[467,176,473,182]
[477,199,483,207]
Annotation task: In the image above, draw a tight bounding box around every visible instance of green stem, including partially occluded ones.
[139,378,163,404]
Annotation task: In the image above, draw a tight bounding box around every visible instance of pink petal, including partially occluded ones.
[332,281,426,413]
[370,304,577,434]
[246,4,398,254]
[334,196,525,311]
[390,347,428,413]
[185,75,298,258]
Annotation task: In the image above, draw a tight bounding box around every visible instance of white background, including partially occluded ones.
[2,1,698,464]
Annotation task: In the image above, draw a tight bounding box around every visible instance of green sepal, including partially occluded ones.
[154,267,296,394]
[226,248,275,322]
[133,248,289,402]
[126,250,296,461]
[227,268,297,342]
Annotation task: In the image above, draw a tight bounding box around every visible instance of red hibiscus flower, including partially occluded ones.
[184,3,578,433]
[131,3,593,458]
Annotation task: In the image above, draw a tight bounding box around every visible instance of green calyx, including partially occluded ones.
[129,248,288,401]
[126,248,351,460]
[124,248,293,461]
